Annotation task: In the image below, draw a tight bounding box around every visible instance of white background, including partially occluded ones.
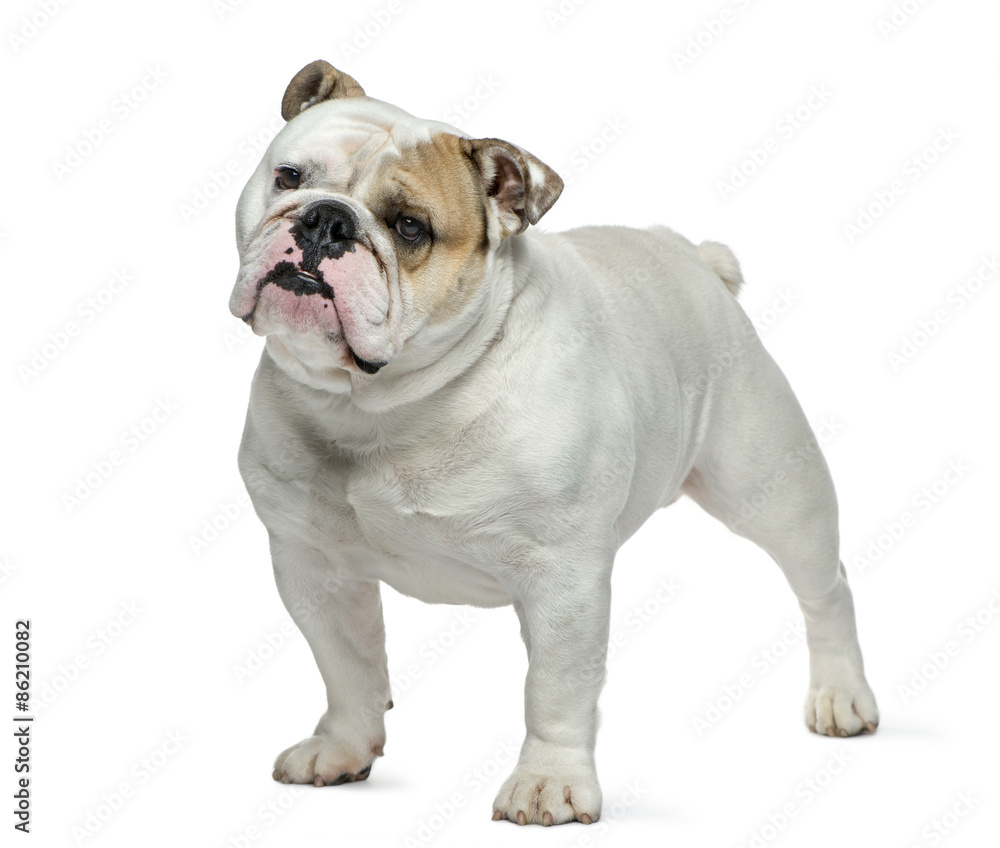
[3,0,998,845]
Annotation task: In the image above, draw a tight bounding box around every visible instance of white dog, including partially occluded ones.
[230,60,879,827]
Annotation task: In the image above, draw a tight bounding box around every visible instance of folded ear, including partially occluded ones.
[467,138,563,238]
[281,60,366,121]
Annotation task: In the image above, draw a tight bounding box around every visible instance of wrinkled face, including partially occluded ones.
[230,62,562,393]
[230,98,493,379]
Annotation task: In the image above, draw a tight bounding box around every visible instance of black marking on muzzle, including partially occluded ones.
[258,260,336,300]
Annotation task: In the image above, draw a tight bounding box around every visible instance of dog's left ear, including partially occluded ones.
[281,60,366,121]
[467,139,563,238]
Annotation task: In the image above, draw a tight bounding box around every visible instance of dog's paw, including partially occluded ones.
[272,733,380,787]
[492,762,602,826]
[804,654,879,737]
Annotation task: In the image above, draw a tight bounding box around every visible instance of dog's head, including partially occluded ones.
[230,60,562,390]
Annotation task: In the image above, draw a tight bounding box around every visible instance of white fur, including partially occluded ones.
[233,95,878,826]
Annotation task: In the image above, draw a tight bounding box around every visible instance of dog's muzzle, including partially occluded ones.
[231,196,394,375]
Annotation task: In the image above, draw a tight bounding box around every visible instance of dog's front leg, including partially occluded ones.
[492,561,611,826]
[268,537,392,786]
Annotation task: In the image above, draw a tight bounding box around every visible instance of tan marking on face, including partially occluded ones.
[369,132,488,323]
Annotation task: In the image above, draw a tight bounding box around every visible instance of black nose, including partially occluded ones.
[291,200,359,269]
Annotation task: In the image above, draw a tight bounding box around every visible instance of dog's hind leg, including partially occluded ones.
[681,342,879,736]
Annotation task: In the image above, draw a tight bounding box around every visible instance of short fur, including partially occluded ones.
[230,60,878,827]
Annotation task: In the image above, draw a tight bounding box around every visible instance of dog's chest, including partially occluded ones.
[291,435,515,605]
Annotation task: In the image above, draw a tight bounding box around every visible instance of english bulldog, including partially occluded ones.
[230,60,879,827]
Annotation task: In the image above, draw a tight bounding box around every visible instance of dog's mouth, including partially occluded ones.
[260,264,337,301]
[235,248,392,376]
[348,348,387,374]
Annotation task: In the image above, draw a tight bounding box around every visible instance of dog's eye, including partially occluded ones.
[394,216,425,242]
[275,166,300,191]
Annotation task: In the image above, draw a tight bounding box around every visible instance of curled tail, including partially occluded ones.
[697,241,744,297]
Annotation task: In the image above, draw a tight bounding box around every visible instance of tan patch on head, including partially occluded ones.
[367,132,488,323]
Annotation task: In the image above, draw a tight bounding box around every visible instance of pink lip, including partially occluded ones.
[232,220,391,370]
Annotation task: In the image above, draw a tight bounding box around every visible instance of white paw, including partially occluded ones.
[492,761,602,826]
[804,654,879,737]
[272,730,382,786]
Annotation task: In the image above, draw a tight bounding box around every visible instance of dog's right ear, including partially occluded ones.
[281,60,366,121]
